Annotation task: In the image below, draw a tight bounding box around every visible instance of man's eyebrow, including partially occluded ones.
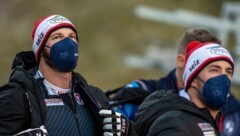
[208,64,233,70]
[226,67,233,71]
[207,64,220,69]
[69,32,77,36]
[49,33,63,37]
[49,32,76,38]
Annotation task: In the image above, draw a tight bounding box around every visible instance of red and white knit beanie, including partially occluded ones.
[32,15,78,62]
[183,41,234,90]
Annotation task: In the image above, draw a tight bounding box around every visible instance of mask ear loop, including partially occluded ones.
[196,76,205,84]
[45,45,51,49]
[191,77,206,103]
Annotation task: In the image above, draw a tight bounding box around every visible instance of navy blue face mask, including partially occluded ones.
[195,74,231,109]
[46,37,79,72]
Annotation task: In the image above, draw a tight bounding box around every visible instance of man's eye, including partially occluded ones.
[210,69,218,72]
[69,35,77,40]
[53,36,60,40]
[226,70,233,75]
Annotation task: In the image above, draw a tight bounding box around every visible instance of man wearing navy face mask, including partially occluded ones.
[135,41,234,136]
[0,15,133,136]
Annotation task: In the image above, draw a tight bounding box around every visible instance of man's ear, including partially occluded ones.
[176,54,185,69]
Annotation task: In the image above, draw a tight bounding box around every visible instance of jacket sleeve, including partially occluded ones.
[148,113,194,136]
[88,85,110,109]
[0,82,31,135]
[128,120,139,136]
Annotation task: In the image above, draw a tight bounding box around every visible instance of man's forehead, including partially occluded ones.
[50,28,76,35]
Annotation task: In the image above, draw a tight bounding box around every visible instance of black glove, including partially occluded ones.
[14,125,48,136]
[99,109,129,136]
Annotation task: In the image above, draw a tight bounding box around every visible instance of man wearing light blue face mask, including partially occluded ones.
[135,41,234,136]
[0,15,134,136]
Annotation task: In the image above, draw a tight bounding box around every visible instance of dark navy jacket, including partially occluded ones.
[221,95,240,136]
[110,69,178,120]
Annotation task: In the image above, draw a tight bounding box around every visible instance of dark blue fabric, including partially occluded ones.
[44,90,97,136]
[111,69,178,120]
[221,95,240,136]
[45,97,97,136]
[47,37,78,72]
[197,74,231,109]
[75,99,97,136]
[137,69,178,92]
[45,105,79,136]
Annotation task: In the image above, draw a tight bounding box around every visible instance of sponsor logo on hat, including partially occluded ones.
[189,59,200,72]
[47,15,70,24]
[208,46,230,56]
[36,32,44,46]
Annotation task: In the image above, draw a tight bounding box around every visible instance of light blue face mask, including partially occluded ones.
[195,74,231,109]
[46,37,79,72]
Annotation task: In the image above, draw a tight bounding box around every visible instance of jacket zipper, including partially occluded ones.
[69,93,81,135]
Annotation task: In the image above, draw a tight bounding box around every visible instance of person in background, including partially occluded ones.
[108,28,240,136]
[0,14,133,136]
[108,29,222,119]
[135,40,234,136]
